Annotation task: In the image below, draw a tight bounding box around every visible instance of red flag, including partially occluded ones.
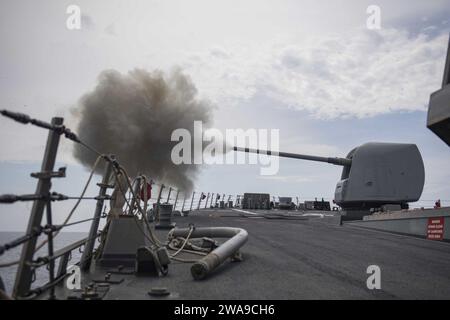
[140,182,152,201]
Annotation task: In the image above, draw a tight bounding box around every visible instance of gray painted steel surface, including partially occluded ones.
[427,36,450,146]
[45,209,450,299]
[335,142,425,207]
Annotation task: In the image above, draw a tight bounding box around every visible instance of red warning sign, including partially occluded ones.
[427,217,444,240]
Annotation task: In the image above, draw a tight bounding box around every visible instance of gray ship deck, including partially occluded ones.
[50,209,450,300]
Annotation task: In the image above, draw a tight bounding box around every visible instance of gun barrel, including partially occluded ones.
[233,146,352,166]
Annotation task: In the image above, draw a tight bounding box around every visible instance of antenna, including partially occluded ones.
[442,33,450,87]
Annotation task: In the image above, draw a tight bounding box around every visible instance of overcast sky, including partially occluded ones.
[1,0,450,231]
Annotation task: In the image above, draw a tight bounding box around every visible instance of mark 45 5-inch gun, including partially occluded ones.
[234,142,425,218]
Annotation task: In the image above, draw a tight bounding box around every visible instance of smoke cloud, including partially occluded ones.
[73,68,213,192]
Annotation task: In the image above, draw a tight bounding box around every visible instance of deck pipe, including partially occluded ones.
[170,227,248,280]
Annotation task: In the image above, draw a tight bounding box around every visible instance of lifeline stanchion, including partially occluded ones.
[181,193,187,213]
[209,193,214,208]
[204,192,210,209]
[155,184,165,220]
[12,117,64,299]
[173,189,180,211]
[189,192,195,212]
[80,159,114,271]
[197,192,203,210]
[166,187,172,203]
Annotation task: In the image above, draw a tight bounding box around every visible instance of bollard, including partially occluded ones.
[155,203,176,229]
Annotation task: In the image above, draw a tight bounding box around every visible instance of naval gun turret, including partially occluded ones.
[234,142,425,217]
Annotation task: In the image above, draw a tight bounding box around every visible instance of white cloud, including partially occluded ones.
[183,28,448,119]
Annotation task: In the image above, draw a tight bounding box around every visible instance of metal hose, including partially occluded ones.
[170,227,248,280]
